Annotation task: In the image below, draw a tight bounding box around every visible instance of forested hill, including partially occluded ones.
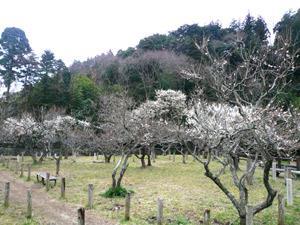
[0,11,299,121]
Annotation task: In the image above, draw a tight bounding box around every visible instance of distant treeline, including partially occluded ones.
[0,10,299,121]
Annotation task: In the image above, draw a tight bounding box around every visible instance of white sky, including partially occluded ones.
[0,0,299,66]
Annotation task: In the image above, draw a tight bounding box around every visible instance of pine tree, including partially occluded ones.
[0,27,33,97]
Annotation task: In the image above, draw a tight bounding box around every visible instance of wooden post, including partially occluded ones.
[61,177,66,198]
[246,205,253,225]
[278,194,285,225]
[27,189,32,218]
[55,157,61,176]
[20,163,24,177]
[78,207,85,225]
[203,209,210,225]
[46,172,50,191]
[27,164,31,181]
[272,161,277,181]
[284,167,292,179]
[6,159,10,169]
[287,168,292,179]
[152,151,156,163]
[157,198,163,225]
[125,193,131,221]
[87,184,94,209]
[182,153,186,164]
[17,154,20,163]
[21,152,24,162]
[286,178,293,205]
[173,151,176,162]
[15,161,19,174]
[4,182,10,207]
[93,153,96,161]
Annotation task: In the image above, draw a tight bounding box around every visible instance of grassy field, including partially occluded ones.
[0,204,40,225]
[1,155,300,225]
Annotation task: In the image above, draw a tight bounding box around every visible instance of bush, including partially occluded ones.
[101,186,133,198]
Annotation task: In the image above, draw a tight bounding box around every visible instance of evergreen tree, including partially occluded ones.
[274,9,300,107]
[0,27,33,97]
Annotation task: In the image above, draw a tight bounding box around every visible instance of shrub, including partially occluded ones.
[101,186,133,198]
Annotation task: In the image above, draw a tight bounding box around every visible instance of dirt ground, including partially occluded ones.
[0,171,117,225]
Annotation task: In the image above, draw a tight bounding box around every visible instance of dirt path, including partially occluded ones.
[0,170,117,225]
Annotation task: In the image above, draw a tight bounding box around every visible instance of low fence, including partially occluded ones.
[0,155,298,225]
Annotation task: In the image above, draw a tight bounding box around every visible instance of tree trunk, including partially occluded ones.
[182,152,186,164]
[112,154,129,189]
[233,155,240,170]
[239,216,246,225]
[296,157,300,171]
[104,155,112,163]
[147,154,152,166]
[116,155,129,188]
[64,150,68,159]
[6,83,11,100]
[31,154,38,164]
[38,152,46,163]
[141,155,146,168]
[56,157,61,176]
[276,159,282,177]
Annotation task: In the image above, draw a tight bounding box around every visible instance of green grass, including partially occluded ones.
[1,156,300,225]
[0,205,40,225]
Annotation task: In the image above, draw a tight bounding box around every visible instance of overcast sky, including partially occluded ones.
[0,0,299,65]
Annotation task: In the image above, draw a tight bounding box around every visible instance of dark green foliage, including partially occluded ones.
[116,47,136,58]
[170,22,223,60]
[137,34,175,51]
[69,75,99,120]
[274,9,300,108]
[242,14,269,50]
[0,27,35,96]
[1,11,299,113]
[101,186,133,198]
[102,61,120,85]
[25,51,71,111]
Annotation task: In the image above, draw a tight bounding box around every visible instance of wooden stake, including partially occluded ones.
[87,184,94,209]
[203,209,210,225]
[78,207,85,225]
[27,189,32,218]
[125,193,131,221]
[15,161,19,174]
[61,177,66,199]
[27,164,31,181]
[4,182,10,207]
[278,194,285,225]
[157,198,163,225]
[20,163,24,177]
[286,178,293,205]
[46,172,50,191]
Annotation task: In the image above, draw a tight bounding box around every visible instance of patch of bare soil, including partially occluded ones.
[0,171,117,225]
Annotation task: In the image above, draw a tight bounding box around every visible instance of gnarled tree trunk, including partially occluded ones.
[112,154,129,189]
